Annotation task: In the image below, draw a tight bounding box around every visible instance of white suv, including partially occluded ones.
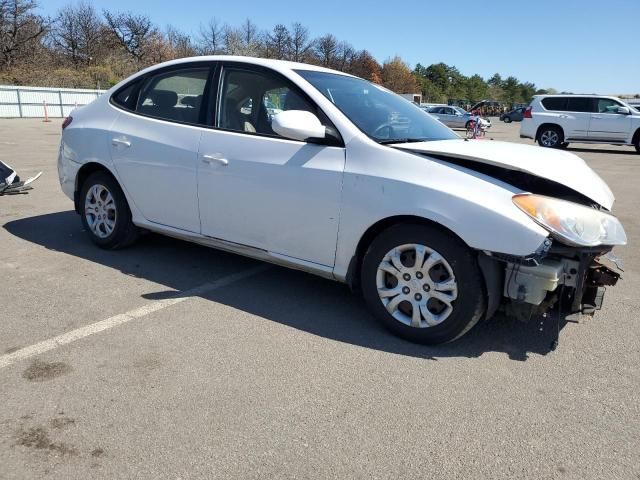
[520,95,640,153]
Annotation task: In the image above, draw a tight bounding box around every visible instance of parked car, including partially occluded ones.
[58,56,626,345]
[520,94,640,152]
[500,107,525,123]
[426,105,492,130]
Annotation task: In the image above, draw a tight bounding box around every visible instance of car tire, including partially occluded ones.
[634,135,640,153]
[79,171,138,249]
[537,126,564,148]
[465,120,472,130]
[360,223,485,345]
[504,116,512,123]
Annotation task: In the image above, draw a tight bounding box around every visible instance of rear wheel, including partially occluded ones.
[504,116,512,123]
[635,135,640,153]
[360,224,485,345]
[80,171,138,249]
[538,126,564,148]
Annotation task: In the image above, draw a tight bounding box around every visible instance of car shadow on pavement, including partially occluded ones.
[566,146,638,156]
[4,211,565,362]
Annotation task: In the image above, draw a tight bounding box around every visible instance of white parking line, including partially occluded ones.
[0,264,270,370]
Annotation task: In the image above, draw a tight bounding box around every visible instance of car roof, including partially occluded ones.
[138,55,356,78]
[533,94,622,101]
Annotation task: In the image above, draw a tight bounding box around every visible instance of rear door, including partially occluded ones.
[563,97,594,139]
[589,98,632,141]
[109,64,211,233]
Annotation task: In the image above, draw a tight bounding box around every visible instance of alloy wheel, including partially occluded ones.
[540,130,559,147]
[84,184,117,238]
[376,243,458,328]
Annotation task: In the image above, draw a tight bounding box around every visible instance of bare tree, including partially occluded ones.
[335,40,354,71]
[290,22,312,62]
[266,24,291,60]
[103,10,154,63]
[197,18,223,55]
[50,2,103,66]
[222,25,242,55]
[166,25,194,59]
[314,33,338,68]
[238,18,260,56]
[0,0,47,68]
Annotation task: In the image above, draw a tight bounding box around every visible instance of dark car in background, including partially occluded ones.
[500,107,525,123]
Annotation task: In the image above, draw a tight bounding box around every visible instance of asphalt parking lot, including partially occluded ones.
[1,118,638,479]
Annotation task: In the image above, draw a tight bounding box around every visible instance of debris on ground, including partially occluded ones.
[0,160,42,195]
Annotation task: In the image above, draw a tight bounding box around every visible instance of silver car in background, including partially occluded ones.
[426,106,492,130]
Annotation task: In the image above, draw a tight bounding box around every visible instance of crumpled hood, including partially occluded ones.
[394,139,615,209]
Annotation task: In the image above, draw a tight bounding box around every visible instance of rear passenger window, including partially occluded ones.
[136,68,209,125]
[566,97,594,113]
[541,97,568,111]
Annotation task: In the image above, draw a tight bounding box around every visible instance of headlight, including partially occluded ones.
[513,194,627,247]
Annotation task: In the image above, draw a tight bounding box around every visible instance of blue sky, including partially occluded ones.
[40,0,639,94]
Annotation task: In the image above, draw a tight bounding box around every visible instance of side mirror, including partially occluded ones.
[271,110,326,141]
[617,106,630,115]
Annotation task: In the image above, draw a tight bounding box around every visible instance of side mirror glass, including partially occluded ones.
[271,110,326,141]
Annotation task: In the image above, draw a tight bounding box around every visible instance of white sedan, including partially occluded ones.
[58,56,626,345]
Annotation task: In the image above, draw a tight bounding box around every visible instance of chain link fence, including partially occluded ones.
[0,85,106,118]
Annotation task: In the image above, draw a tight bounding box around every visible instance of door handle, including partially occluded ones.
[112,137,131,148]
[202,154,228,166]
[591,116,603,119]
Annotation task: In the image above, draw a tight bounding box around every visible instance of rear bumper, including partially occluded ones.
[57,141,78,201]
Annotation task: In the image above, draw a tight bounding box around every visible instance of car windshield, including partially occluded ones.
[296,70,458,144]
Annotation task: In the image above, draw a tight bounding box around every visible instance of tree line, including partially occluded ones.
[0,0,554,105]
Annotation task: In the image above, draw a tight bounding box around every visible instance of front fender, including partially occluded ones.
[333,140,549,281]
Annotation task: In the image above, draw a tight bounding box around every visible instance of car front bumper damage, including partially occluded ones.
[484,241,622,323]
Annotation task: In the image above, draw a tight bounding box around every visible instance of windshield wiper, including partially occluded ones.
[377,138,428,145]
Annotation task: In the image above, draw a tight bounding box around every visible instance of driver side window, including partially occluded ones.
[597,98,622,114]
[218,67,329,137]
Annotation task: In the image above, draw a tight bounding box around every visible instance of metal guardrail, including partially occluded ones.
[0,86,106,118]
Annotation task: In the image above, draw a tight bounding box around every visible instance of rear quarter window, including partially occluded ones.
[541,97,568,111]
[111,80,141,111]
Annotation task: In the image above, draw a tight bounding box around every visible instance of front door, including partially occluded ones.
[197,65,346,267]
[589,98,632,141]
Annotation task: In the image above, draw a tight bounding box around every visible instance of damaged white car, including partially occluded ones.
[57,56,627,345]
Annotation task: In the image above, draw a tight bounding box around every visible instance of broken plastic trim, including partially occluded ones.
[0,160,42,195]
[482,237,553,267]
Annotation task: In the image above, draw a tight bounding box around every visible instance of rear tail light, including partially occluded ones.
[523,106,533,119]
[62,116,73,130]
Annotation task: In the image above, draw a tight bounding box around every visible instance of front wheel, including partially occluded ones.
[80,171,138,249]
[504,116,512,123]
[360,224,485,345]
[635,135,640,153]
